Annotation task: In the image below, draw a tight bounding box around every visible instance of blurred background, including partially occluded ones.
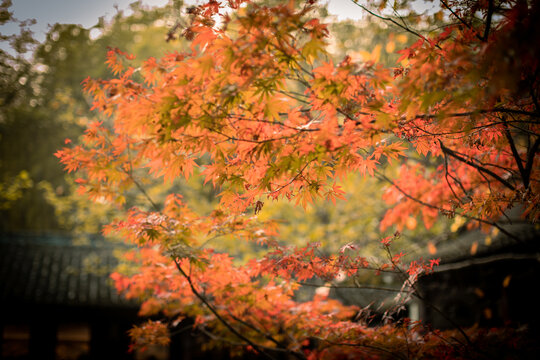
[2,1,537,359]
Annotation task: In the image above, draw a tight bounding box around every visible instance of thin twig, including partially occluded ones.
[438,140,516,191]
[173,258,277,360]
[501,117,528,187]
[524,137,540,190]
[315,336,407,360]
[297,281,404,293]
[440,0,482,41]
[374,170,520,242]
[350,1,430,45]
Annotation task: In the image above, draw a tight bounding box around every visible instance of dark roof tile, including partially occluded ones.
[0,233,137,308]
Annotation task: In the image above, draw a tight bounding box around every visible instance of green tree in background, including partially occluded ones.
[0,1,188,232]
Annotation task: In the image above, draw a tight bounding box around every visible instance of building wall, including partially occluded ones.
[418,258,540,332]
[1,304,138,360]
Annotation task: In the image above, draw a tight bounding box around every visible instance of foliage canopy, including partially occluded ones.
[57,0,539,358]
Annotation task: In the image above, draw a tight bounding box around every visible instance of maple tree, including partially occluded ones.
[57,0,539,358]
[1,1,188,232]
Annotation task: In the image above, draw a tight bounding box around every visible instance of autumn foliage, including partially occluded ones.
[57,0,539,358]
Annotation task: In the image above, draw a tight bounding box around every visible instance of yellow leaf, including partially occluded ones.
[451,215,465,232]
[483,308,492,319]
[470,241,478,255]
[197,55,214,75]
[396,34,408,43]
[264,95,287,120]
[302,38,326,64]
[371,44,382,63]
[474,288,484,298]
[502,275,511,288]
[358,50,370,62]
[427,241,437,255]
[385,41,395,53]
[406,216,417,230]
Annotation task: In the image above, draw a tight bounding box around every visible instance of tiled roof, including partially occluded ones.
[428,222,540,269]
[423,222,540,271]
[0,233,137,308]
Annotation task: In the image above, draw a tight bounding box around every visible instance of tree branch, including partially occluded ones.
[374,170,520,242]
[524,137,540,190]
[443,150,465,204]
[440,0,483,41]
[314,336,408,360]
[413,108,540,120]
[349,1,433,46]
[501,117,528,187]
[198,326,296,355]
[483,0,495,41]
[297,281,404,293]
[383,247,473,349]
[224,309,306,360]
[438,140,516,191]
[173,258,278,360]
